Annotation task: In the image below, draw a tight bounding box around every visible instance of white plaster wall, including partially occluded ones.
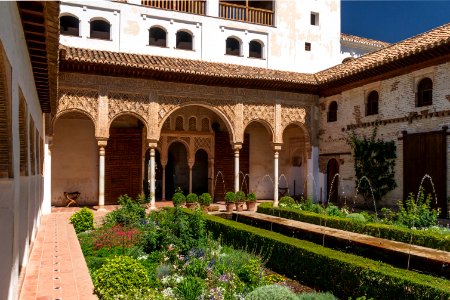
[52,118,99,206]
[0,2,46,299]
[247,122,274,199]
[60,0,341,73]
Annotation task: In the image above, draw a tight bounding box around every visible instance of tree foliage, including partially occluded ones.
[347,127,397,201]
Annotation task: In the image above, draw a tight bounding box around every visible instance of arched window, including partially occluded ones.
[149,26,167,47]
[249,40,262,58]
[226,37,241,56]
[417,77,433,107]
[175,116,184,130]
[60,15,80,36]
[90,19,110,40]
[188,117,197,131]
[366,91,379,116]
[201,118,210,131]
[176,30,193,50]
[327,101,337,122]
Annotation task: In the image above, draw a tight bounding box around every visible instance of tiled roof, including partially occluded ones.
[317,22,450,84]
[60,46,317,87]
[341,33,390,49]
[60,22,450,94]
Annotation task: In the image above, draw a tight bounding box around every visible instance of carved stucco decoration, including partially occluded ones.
[194,136,212,155]
[243,103,275,132]
[57,88,99,121]
[281,105,307,130]
[158,95,235,130]
[108,92,150,122]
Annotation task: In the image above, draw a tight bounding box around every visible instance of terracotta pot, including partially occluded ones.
[246,201,257,211]
[235,201,245,212]
[185,202,198,209]
[225,202,234,212]
[201,205,210,213]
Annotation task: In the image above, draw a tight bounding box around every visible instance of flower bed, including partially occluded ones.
[200,211,450,299]
[257,202,450,251]
[75,197,331,299]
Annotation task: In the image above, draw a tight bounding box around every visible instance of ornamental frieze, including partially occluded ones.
[57,88,99,120]
[281,105,308,130]
[108,92,150,121]
[243,103,275,130]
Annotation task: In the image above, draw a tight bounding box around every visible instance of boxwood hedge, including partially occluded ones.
[257,203,450,252]
[198,212,450,300]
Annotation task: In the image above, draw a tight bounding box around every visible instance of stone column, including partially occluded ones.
[98,140,107,207]
[188,160,194,194]
[273,144,281,207]
[149,146,156,209]
[161,162,167,200]
[233,143,242,192]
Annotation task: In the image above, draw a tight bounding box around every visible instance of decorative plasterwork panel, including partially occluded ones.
[158,95,235,129]
[194,136,212,155]
[57,88,98,120]
[108,92,150,121]
[243,103,275,130]
[281,105,308,130]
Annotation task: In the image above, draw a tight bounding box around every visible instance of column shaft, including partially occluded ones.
[234,149,240,192]
[99,146,105,206]
[162,165,166,200]
[149,148,156,209]
[274,151,279,207]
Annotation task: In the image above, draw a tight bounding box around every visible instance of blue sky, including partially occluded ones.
[341,1,450,43]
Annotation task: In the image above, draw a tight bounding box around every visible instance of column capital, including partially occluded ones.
[232,142,242,151]
[273,143,282,152]
[147,139,158,149]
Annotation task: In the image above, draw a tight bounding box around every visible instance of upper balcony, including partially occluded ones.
[140,0,274,26]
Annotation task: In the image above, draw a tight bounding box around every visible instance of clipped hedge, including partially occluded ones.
[197,212,450,300]
[257,203,450,252]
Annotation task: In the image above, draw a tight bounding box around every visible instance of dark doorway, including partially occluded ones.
[144,149,162,200]
[326,158,339,205]
[193,149,208,195]
[403,130,447,217]
[166,142,189,198]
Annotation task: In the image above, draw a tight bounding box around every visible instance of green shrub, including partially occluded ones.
[236,191,246,201]
[325,204,345,218]
[199,193,212,206]
[225,191,236,203]
[186,193,198,203]
[237,258,262,285]
[104,194,145,227]
[172,192,186,207]
[258,203,450,251]
[247,192,257,202]
[297,292,337,300]
[93,256,150,299]
[70,207,94,234]
[200,211,450,299]
[397,190,439,228]
[245,284,298,300]
[279,196,295,206]
[174,276,206,300]
[346,213,366,223]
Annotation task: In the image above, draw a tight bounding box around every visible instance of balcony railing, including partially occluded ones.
[219,2,274,26]
[141,0,206,15]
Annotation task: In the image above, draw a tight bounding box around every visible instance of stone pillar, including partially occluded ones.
[149,147,156,209]
[273,144,281,207]
[42,136,52,215]
[98,140,107,207]
[233,143,242,192]
[188,160,194,194]
[161,163,166,200]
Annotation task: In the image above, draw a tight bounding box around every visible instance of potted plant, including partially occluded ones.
[172,192,186,207]
[186,193,199,209]
[235,191,246,212]
[224,191,236,212]
[246,192,257,211]
[199,192,212,213]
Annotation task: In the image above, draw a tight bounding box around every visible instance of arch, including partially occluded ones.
[167,141,189,197]
[327,101,337,122]
[159,103,237,143]
[60,14,80,36]
[90,18,111,40]
[0,42,12,178]
[54,109,97,133]
[192,149,208,195]
[244,119,274,141]
[366,90,379,116]
[226,36,241,56]
[417,77,433,107]
[167,138,190,154]
[188,116,197,131]
[176,30,193,50]
[249,39,263,58]
[281,122,312,152]
[149,26,167,47]
[108,111,149,137]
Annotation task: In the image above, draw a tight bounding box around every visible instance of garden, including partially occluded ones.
[70,191,450,300]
